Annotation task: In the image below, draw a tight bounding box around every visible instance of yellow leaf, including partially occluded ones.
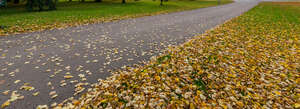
[274,91,281,96]
[33,92,40,96]
[64,75,73,79]
[296,78,300,84]
[197,90,202,95]
[294,103,300,108]
[190,103,195,109]
[73,100,80,105]
[100,99,107,103]
[236,101,244,107]
[280,73,286,78]
[228,73,236,78]
[155,76,161,81]
[20,86,35,91]
[1,101,10,108]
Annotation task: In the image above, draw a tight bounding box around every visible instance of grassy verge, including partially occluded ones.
[48,2,300,109]
[0,0,232,36]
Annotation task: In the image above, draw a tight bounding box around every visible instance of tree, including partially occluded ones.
[13,0,19,4]
[26,0,57,11]
[95,0,101,2]
[26,0,43,11]
[0,0,7,7]
[160,0,163,6]
[46,0,57,10]
[122,0,125,4]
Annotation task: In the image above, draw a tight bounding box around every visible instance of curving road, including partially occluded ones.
[0,1,259,108]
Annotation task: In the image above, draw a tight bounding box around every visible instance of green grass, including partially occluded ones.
[244,2,300,24]
[0,0,232,35]
[234,2,300,36]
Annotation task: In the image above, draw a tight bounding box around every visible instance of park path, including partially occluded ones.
[0,1,258,108]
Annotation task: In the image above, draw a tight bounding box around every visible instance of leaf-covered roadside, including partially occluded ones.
[0,0,232,36]
[0,12,165,36]
[53,2,300,109]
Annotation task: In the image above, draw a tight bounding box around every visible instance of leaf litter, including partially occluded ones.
[53,3,300,109]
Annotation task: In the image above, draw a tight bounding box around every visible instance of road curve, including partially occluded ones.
[0,1,259,108]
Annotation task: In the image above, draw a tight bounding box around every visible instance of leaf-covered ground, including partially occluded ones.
[51,2,300,109]
[0,0,232,36]
[0,2,255,109]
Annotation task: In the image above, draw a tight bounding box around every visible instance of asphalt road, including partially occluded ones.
[0,1,259,108]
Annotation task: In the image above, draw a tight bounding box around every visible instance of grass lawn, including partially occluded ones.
[54,2,300,108]
[0,0,232,36]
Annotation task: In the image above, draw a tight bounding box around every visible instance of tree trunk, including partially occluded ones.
[95,0,101,2]
[26,0,34,11]
[160,0,163,6]
[38,0,44,11]
[122,0,125,4]
[69,0,72,2]
[13,0,19,4]
[48,0,56,10]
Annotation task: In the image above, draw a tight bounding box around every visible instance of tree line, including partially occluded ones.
[1,0,167,11]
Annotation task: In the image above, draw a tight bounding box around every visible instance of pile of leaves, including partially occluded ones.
[53,2,299,109]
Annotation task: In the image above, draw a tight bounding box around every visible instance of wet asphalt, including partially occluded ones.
[0,1,259,108]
